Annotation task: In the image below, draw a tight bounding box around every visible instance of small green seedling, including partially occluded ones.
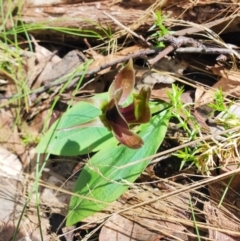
[169,85,240,175]
[167,84,203,171]
[149,11,171,47]
[208,88,226,112]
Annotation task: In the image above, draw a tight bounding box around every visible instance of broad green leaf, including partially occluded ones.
[66,107,171,225]
[92,135,118,152]
[36,101,112,156]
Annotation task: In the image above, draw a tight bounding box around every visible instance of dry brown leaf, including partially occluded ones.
[82,184,190,240]
[87,45,151,75]
[100,214,162,241]
[40,175,74,216]
[35,49,83,89]
[0,108,26,160]
[26,35,62,91]
[154,57,188,75]
[207,172,240,240]
[151,83,172,102]
[0,172,51,240]
[135,57,187,100]
[27,54,48,89]
[204,201,240,240]
[135,73,175,99]
[0,146,22,176]
[209,159,240,220]
[31,35,61,64]
[78,77,106,94]
[196,65,240,107]
[21,107,52,146]
[219,160,240,195]
[212,77,240,98]
[195,85,206,104]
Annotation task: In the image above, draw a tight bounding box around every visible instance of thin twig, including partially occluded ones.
[176,47,240,55]
[148,45,174,65]
[0,48,159,100]
[148,35,206,65]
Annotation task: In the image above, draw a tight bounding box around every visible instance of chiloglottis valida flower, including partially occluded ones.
[61,59,151,149]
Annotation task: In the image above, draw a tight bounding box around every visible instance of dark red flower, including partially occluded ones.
[102,59,151,149]
[60,59,151,149]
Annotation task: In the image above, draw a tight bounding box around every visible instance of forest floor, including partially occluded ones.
[1,0,240,240]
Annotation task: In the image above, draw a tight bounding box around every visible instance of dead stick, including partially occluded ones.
[0,48,158,100]
[176,47,240,56]
[148,45,174,65]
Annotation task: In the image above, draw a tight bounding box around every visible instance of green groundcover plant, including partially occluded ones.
[37,59,171,225]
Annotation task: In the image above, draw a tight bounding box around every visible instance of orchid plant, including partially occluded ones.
[83,59,151,149]
[37,59,171,225]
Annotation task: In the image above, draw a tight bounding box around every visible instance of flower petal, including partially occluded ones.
[108,59,135,105]
[132,86,151,123]
[105,97,143,149]
[118,103,135,122]
[119,86,151,124]
[105,98,128,129]
[109,121,144,149]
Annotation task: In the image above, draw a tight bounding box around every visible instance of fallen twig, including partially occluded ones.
[2,35,239,101]
[148,35,206,65]
[0,48,159,100]
[148,45,174,65]
[176,47,240,56]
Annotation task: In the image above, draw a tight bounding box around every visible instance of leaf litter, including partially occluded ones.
[1,0,240,240]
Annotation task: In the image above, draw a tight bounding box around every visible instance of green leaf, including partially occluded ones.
[36,101,112,156]
[66,107,171,225]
